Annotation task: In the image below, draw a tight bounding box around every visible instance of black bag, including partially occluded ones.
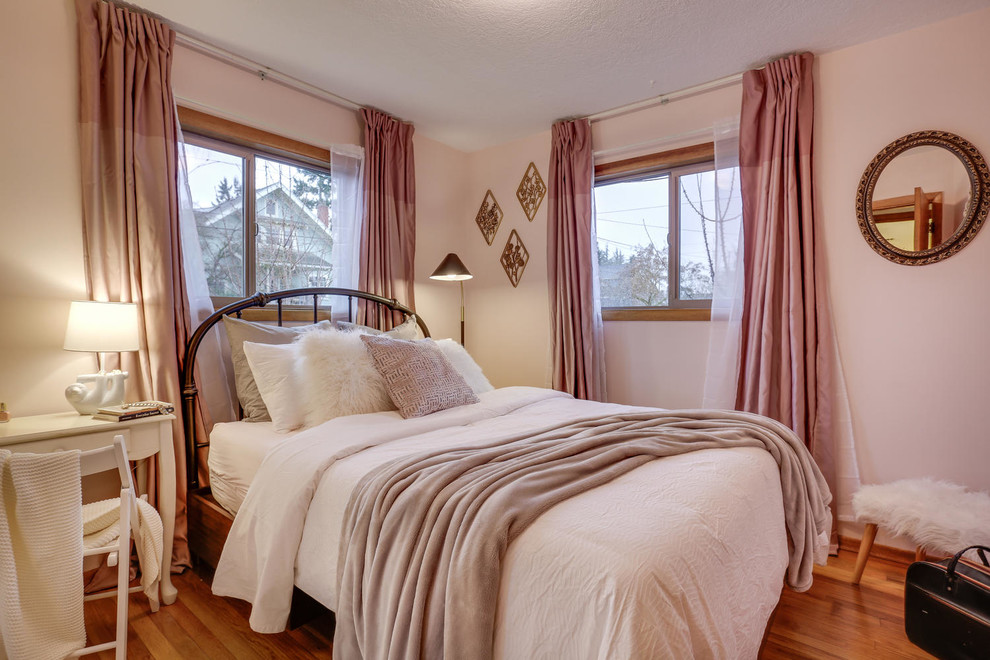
[905,545,990,659]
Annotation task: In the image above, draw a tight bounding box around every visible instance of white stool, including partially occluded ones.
[851,478,990,584]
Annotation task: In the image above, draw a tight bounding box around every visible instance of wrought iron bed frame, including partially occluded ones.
[180,287,429,492]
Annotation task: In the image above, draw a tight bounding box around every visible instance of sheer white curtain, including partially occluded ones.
[702,119,745,409]
[177,125,237,430]
[700,118,860,544]
[329,144,365,321]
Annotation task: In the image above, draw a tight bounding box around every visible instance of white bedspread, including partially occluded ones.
[213,387,796,658]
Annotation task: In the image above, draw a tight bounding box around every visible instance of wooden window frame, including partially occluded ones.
[595,142,715,322]
[177,107,330,164]
[178,107,335,310]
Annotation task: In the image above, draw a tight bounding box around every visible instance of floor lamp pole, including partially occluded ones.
[459,280,465,346]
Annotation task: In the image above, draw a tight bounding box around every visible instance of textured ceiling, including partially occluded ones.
[131,0,990,152]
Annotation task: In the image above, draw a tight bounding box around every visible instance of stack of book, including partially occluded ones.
[93,401,175,422]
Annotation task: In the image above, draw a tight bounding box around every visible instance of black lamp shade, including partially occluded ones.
[429,253,473,281]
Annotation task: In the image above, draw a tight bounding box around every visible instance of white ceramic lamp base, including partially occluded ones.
[64,371,129,415]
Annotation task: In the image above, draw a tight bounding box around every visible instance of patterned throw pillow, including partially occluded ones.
[360,335,479,418]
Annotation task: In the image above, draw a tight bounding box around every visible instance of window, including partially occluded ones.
[180,111,335,306]
[594,143,736,320]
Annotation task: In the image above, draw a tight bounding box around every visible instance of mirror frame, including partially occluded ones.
[856,130,990,265]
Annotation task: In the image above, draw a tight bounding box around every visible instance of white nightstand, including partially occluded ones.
[0,412,178,605]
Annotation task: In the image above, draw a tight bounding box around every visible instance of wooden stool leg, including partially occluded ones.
[852,523,878,585]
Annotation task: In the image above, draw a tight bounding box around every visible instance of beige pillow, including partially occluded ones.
[223,316,332,422]
[334,315,422,340]
[360,335,479,419]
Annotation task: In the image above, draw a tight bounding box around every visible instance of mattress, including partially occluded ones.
[212,387,817,657]
[207,421,300,515]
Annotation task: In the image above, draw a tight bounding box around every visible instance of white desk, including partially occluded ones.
[0,412,178,605]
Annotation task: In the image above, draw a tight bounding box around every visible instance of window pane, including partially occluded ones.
[185,144,245,297]
[255,157,333,292]
[594,176,670,307]
[677,170,716,301]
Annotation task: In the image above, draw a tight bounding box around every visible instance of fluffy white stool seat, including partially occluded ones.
[850,478,990,584]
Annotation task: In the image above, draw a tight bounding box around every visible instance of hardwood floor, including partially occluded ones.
[84,549,929,658]
[83,569,333,659]
[762,549,931,659]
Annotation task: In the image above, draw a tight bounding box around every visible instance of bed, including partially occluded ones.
[182,288,832,659]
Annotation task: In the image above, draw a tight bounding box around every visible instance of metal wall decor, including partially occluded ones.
[516,162,547,222]
[475,190,504,245]
[500,229,529,287]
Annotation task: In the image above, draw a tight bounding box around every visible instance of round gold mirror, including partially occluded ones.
[856,131,990,265]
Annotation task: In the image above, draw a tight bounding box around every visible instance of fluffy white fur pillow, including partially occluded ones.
[298,329,396,427]
[242,341,306,433]
[433,339,494,394]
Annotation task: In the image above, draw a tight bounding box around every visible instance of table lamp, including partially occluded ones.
[63,301,140,415]
[429,253,473,346]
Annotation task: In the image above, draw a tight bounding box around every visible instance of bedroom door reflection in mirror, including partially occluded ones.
[856,131,990,265]
[871,146,970,252]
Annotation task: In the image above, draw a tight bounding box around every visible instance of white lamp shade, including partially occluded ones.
[64,301,140,353]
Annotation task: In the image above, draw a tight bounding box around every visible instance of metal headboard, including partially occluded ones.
[181,287,430,491]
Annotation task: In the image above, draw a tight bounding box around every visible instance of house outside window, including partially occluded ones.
[182,133,335,306]
[594,143,738,321]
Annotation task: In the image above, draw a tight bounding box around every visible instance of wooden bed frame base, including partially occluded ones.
[187,488,233,570]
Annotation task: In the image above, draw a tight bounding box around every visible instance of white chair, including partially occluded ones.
[69,435,140,659]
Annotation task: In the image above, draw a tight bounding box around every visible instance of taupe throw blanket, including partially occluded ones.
[335,409,832,660]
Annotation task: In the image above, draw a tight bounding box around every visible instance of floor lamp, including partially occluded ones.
[429,253,473,346]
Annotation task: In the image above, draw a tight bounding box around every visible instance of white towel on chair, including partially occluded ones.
[0,448,86,660]
[83,495,164,611]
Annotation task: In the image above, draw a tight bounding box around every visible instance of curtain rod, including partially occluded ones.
[174,32,362,113]
[586,71,745,123]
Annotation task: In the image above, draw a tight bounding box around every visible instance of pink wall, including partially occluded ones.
[173,45,471,347]
[0,1,465,416]
[438,8,990,551]
[172,46,362,147]
[6,0,989,543]
[438,86,744,402]
[413,136,471,343]
[817,8,990,499]
[0,0,92,416]
[458,131,553,389]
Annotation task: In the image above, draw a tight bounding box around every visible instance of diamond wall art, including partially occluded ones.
[500,229,529,288]
[475,190,503,246]
[515,162,547,222]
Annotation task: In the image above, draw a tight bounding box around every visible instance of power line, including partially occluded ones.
[597,218,669,229]
[596,205,668,214]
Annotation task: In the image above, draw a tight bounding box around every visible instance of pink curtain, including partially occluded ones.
[357,108,416,330]
[547,119,606,401]
[76,0,190,570]
[737,53,836,495]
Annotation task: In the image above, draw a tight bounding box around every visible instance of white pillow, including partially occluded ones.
[298,329,396,427]
[334,315,422,340]
[433,339,494,394]
[242,341,306,433]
